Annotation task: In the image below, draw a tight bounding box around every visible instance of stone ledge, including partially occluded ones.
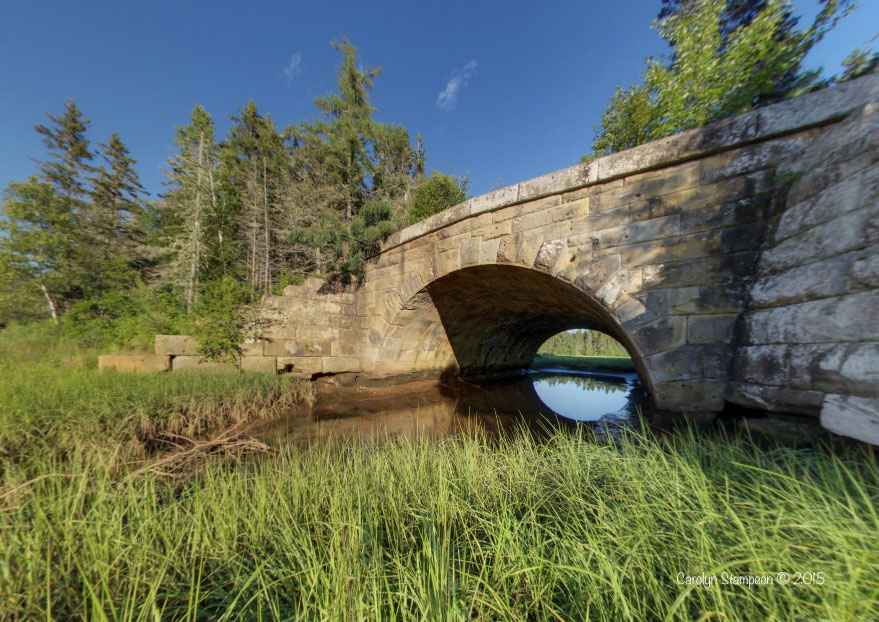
[155,334,199,356]
[171,356,236,373]
[240,356,277,374]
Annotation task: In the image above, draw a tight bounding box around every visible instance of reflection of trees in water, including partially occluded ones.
[536,374,628,394]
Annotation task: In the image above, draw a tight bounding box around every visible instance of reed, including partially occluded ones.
[2,424,877,620]
[2,326,877,621]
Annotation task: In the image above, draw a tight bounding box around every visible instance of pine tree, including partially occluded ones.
[300,38,382,221]
[34,100,94,210]
[287,39,418,279]
[218,101,286,296]
[32,100,97,296]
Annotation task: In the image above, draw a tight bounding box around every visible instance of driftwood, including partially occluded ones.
[123,422,275,481]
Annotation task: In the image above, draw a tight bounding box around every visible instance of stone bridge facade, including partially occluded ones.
[203,75,879,444]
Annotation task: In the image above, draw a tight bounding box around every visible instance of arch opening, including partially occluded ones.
[376,264,654,397]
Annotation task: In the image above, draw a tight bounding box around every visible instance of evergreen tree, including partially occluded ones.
[162,105,219,313]
[304,38,382,220]
[90,133,148,271]
[34,99,94,210]
[0,177,75,323]
[217,101,286,296]
[32,100,97,295]
[287,39,418,279]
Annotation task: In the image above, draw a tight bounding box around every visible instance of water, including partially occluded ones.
[252,368,652,447]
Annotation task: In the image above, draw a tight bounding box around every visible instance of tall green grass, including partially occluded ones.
[2,426,877,621]
[2,325,878,620]
[0,324,313,487]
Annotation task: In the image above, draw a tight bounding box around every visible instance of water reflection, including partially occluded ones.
[252,370,652,447]
[532,372,633,422]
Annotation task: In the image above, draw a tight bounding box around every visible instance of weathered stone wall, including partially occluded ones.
[256,277,362,377]
[727,99,879,443]
[99,278,362,378]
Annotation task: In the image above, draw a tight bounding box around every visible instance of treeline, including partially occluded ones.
[538,330,629,358]
[0,40,467,347]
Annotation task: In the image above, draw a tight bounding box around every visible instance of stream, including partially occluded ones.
[252,367,654,447]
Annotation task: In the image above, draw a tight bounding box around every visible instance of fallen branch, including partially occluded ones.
[124,423,274,481]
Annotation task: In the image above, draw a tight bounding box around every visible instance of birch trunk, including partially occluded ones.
[39,282,59,325]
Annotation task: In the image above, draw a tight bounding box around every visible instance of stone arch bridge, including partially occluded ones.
[254,76,878,443]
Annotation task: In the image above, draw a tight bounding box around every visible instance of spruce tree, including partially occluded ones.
[34,99,94,209]
[162,105,219,313]
[217,101,285,295]
[90,133,148,270]
[32,100,96,296]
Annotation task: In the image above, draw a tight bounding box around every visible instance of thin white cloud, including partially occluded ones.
[283,53,302,82]
[437,60,477,110]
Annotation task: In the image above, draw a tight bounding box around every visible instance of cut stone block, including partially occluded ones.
[820,394,879,445]
[239,340,264,357]
[240,356,277,374]
[172,356,236,372]
[99,354,170,373]
[155,335,199,356]
[277,356,322,375]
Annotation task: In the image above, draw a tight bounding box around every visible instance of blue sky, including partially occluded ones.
[1,0,877,200]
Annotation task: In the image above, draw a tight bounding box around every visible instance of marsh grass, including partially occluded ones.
[0,325,313,487]
[531,353,636,372]
[2,424,878,621]
[2,326,878,620]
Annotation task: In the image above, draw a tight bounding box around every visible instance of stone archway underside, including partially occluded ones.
[378,265,645,381]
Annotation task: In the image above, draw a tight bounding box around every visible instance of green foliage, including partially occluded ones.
[2,416,877,619]
[271,265,305,295]
[538,329,630,358]
[289,199,398,280]
[407,171,470,224]
[531,353,637,372]
[61,281,192,349]
[840,45,879,81]
[589,0,853,157]
[0,176,77,321]
[193,275,250,361]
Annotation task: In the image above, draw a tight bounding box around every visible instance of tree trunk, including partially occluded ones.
[188,131,205,314]
[39,282,59,325]
[263,159,270,294]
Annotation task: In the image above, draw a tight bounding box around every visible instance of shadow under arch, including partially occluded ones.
[378,264,655,396]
